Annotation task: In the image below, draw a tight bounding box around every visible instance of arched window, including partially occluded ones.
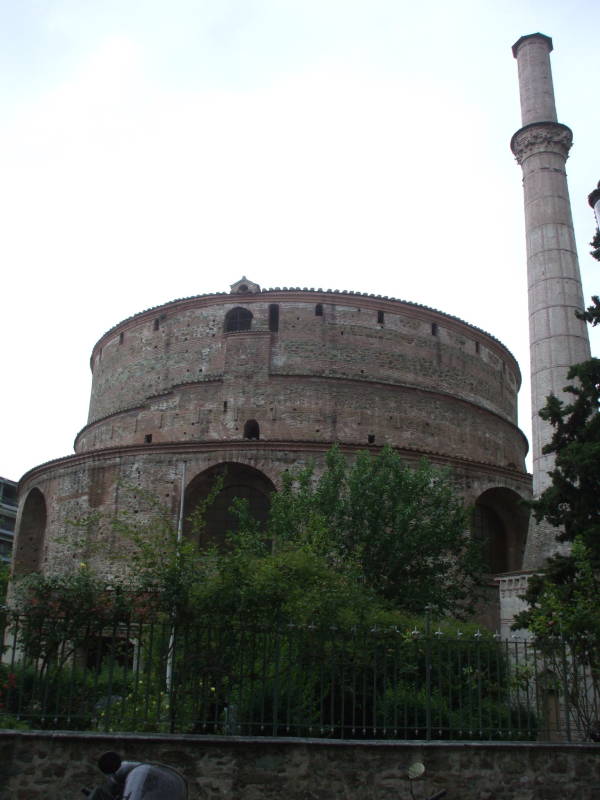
[14,487,47,574]
[224,307,253,332]
[184,463,275,549]
[472,487,529,573]
[244,419,260,440]
[315,304,323,316]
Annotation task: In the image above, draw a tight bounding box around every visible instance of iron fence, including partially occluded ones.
[1,614,599,741]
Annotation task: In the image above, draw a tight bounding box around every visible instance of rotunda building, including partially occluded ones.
[13,278,532,601]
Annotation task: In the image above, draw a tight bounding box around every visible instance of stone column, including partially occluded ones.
[511,33,591,568]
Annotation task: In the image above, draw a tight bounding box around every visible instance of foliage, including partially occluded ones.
[575,231,600,324]
[0,665,26,729]
[526,358,600,555]
[212,620,531,740]
[578,295,600,327]
[2,448,490,734]
[1,613,537,740]
[29,448,478,628]
[99,681,173,733]
[10,565,133,673]
[108,482,221,622]
[229,446,482,619]
[0,562,8,602]
[514,539,600,738]
[515,356,600,635]
[197,540,380,627]
[0,660,133,731]
[519,539,600,654]
[591,227,600,263]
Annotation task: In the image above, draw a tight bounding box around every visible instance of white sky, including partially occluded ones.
[1,0,599,481]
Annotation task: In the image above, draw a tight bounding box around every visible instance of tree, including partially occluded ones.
[514,536,600,739]
[8,449,480,631]
[0,562,8,600]
[5,460,521,737]
[231,445,483,619]
[10,565,133,673]
[528,359,600,554]
[108,483,217,623]
[520,538,600,650]
[515,357,600,630]
[576,228,600,325]
[590,227,600,263]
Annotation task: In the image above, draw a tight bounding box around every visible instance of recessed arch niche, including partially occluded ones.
[243,419,260,440]
[13,487,47,575]
[183,462,275,548]
[224,307,253,333]
[472,487,529,573]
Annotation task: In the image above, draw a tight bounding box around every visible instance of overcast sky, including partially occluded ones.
[1,0,599,481]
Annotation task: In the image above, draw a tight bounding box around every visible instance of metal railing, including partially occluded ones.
[2,614,599,741]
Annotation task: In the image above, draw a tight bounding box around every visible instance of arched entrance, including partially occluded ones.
[184,463,275,548]
[472,487,529,573]
[14,487,47,574]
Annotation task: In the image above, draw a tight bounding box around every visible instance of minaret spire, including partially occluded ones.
[511,33,591,567]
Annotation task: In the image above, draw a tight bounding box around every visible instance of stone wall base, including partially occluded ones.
[1,730,600,800]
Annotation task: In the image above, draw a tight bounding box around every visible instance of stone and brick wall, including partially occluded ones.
[1,730,599,800]
[82,290,521,448]
[12,286,532,593]
[75,376,526,468]
[14,442,531,581]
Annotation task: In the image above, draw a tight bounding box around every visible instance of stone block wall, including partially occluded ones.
[85,291,521,435]
[1,730,599,800]
[12,284,533,612]
[14,443,531,581]
[74,377,527,469]
[70,289,527,476]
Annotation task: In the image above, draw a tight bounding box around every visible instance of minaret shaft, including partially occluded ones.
[511,34,591,566]
[513,34,557,125]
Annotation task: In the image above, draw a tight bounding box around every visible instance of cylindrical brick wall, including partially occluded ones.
[76,290,524,469]
[14,286,531,601]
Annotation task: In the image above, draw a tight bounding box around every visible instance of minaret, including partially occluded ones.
[511,33,591,568]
